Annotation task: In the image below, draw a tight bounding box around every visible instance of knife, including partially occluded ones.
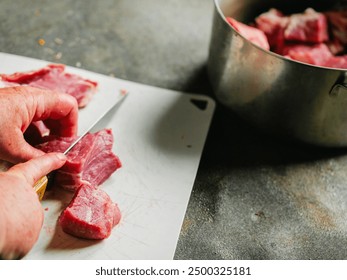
[33,92,129,200]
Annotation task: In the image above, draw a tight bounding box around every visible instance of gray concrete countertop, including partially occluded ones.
[1,0,347,259]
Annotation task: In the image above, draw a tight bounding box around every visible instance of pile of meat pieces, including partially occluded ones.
[226,8,347,68]
[0,65,122,240]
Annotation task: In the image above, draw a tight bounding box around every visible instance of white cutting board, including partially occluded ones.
[0,52,215,260]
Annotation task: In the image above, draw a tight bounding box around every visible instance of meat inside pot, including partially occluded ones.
[226,7,347,69]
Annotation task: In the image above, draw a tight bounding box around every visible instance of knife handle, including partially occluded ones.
[33,176,48,201]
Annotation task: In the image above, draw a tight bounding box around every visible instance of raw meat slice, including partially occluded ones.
[0,64,98,108]
[255,8,288,52]
[59,184,121,240]
[226,17,270,50]
[284,8,329,43]
[37,128,122,192]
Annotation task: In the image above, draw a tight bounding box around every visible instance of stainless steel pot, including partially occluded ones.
[208,0,347,147]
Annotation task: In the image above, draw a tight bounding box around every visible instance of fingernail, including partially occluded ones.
[56,153,66,161]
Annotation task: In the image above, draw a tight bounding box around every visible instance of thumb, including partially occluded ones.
[7,153,67,186]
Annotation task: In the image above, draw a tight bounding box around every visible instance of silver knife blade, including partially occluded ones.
[63,92,128,155]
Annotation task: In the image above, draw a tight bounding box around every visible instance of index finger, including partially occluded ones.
[24,86,79,137]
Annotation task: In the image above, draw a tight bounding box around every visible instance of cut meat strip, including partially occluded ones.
[0,64,98,108]
[226,17,270,50]
[37,128,122,192]
[59,184,121,240]
[284,8,329,44]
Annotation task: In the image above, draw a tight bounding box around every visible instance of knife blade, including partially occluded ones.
[33,92,128,200]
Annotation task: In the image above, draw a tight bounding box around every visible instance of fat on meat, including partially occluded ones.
[59,184,121,240]
[37,128,122,192]
[0,64,98,108]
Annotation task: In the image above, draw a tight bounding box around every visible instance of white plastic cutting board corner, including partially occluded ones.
[0,52,215,260]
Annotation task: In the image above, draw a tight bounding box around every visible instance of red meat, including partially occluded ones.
[284,8,329,44]
[0,64,98,108]
[59,184,121,240]
[323,55,347,69]
[231,7,347,69]
[283,43,333,65]
[255,8,288,53]
[37,129,122,192]
[226,17,270,50]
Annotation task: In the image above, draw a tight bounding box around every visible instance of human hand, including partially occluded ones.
[0,86,78,163]
[0,152,67,259]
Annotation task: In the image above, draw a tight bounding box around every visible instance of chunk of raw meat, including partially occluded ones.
[283,43,333,65]
[59,184,121,239]
[322,55,347,69]
[226,17,270,50]
[0,64,98,108]
[284,8,329,44]
[255,8,288,52]
[37,129,122,192]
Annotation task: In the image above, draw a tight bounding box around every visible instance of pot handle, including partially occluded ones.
[330,72,347,96]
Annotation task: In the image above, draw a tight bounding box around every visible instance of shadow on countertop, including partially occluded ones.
[203,103,347,169]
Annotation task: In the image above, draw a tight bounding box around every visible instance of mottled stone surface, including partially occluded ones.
[1,0,347,259]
